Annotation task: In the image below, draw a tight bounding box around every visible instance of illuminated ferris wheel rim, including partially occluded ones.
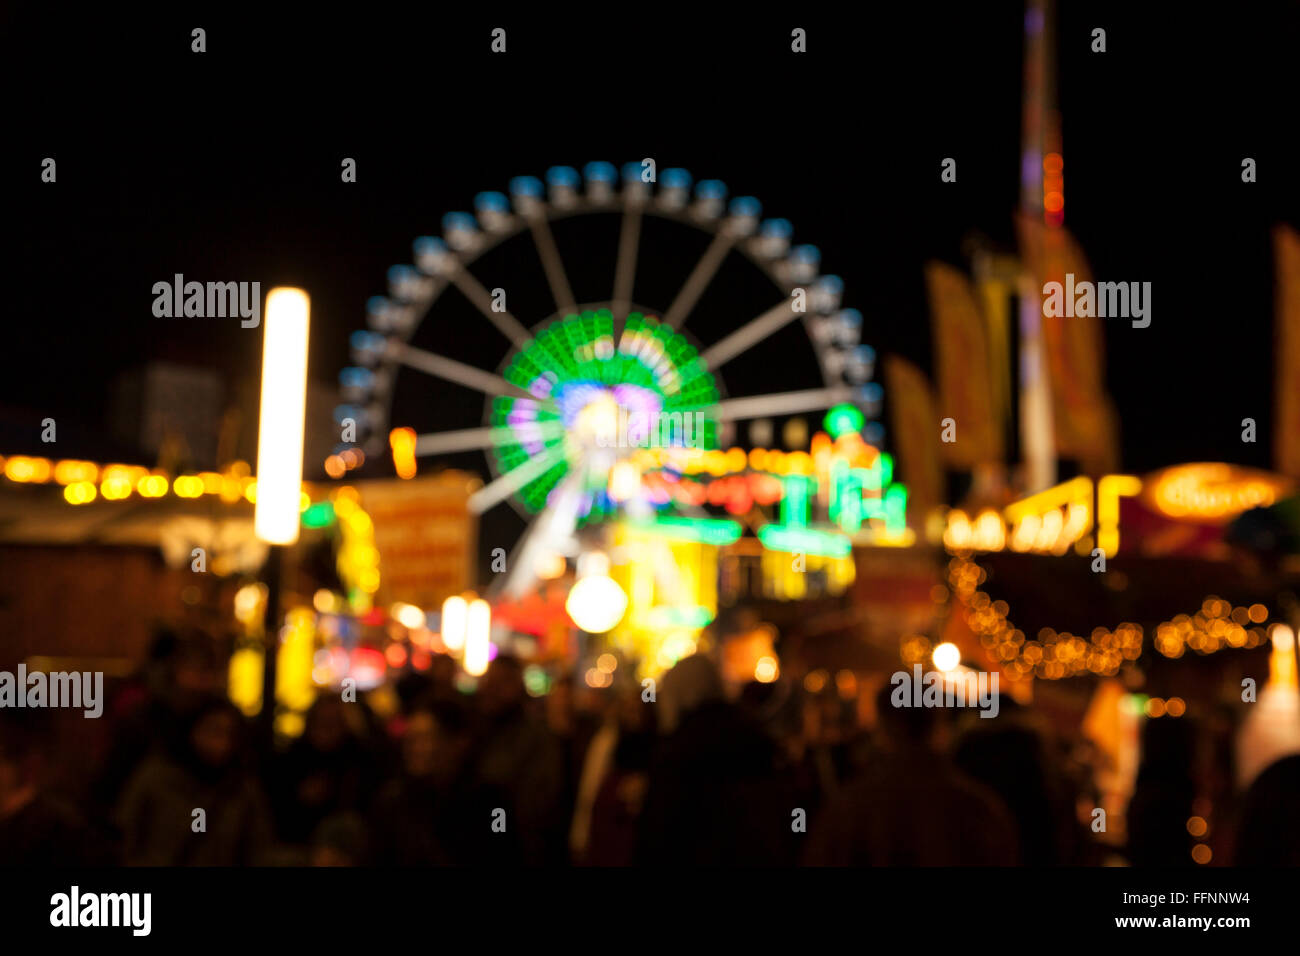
[341,162,883,532]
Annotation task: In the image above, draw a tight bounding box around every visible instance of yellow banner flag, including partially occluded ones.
[883,355,944,515]
[926,262,1003,467]
[1016,214,1119,474]
[1276,225,1300,478]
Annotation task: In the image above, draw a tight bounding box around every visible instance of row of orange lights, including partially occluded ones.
[3,455,314,510]
[1151,599,1270,659]
[946,556,1131,679]
[631,431,877,479]
[1144,696,1187,718]
[803,668,861,699]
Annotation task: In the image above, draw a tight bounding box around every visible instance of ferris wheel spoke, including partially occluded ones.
[468,447,563,515]
[388,342,542,403]
[663,230,734,330]
[698,294,806,371]
[526,214,577,316]
[413,422,565,457]
[494,471,585,599]
[446,266,534,349]
[715,386,855,421]
[612,204,643,325]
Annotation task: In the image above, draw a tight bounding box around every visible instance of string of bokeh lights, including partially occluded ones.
[903,553,1276,682]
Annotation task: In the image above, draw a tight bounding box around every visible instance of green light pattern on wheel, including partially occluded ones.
[490,309,720,515]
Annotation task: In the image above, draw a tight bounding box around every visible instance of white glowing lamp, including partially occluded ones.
[566,575,628,634]
[442,595,468,651]
[464,599,491,676]
[932,642,961,672]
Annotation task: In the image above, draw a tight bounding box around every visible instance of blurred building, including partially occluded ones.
[110,362,224,470]
[108,362,336,478]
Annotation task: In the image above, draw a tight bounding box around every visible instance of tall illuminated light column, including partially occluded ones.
[255,288,312,545]
[1017,0,1058,492]
[254,287,311,738]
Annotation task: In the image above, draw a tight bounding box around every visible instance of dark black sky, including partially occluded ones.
[3,4,1296,481]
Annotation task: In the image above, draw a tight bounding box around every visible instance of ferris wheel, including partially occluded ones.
[338,161,882,598]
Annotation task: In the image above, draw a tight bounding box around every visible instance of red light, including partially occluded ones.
[349,647,387,687]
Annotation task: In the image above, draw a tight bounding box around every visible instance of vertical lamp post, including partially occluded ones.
[254,287,311,743]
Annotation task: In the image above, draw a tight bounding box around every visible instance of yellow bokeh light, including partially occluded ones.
[393,603,426,630]
[100,475,133,500]
[137,475,169,498]
[607,460,640,502]
[5,457,52,483]
[173,475,204,498]
[234,583,267,625]
[228,646,264,717]
[53,460,99,485]
[63,481,98,505]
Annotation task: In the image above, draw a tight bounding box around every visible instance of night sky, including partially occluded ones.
[4,4,1296,484]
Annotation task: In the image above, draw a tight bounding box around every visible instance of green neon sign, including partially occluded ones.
[759,452,908,554]
[629,516,742,545]
[759,473,853,557]
[301,501,336,528]
[758,524,854,559]
[646,605,716,629]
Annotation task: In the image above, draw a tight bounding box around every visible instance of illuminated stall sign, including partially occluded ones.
[634,433,911,555]
[945,474,1141,558]
[945,462,1296,559]
[1145,463,1292,523]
